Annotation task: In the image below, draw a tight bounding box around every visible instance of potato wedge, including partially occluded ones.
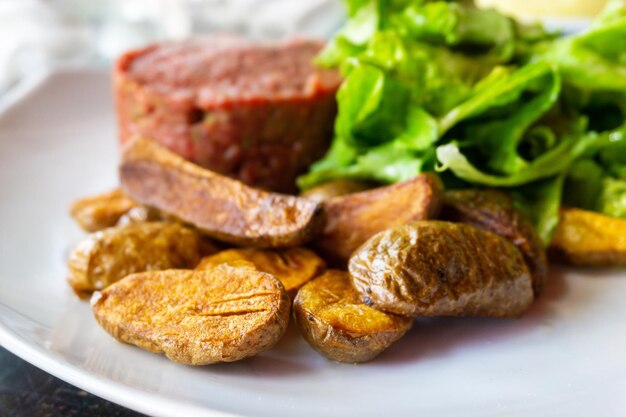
[70,188,139,232]
[442,189,548,296]
[550,207,626,267]
[120,138,325,248]
[314,173,443,263]
[349,221,533,318]
[92,264,290,365]
[196,248,325,298]
[67,222,206,298]
[301,179,375,202]
[293,270,413,363]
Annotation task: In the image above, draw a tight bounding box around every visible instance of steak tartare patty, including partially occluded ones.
[114,37,342,193]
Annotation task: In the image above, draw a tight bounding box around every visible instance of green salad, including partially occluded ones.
[298,0,626,243]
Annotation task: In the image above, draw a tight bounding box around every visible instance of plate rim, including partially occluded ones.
[0,306,241,417]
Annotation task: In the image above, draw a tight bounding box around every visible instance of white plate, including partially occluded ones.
[1,70,626,417]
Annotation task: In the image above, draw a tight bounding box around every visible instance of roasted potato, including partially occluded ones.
[116,205,163,226]
[314,173,443,263]
[70,188,139,232]
[441,189,548,296]
[550,207,626,267]
[92,263,290,365]
[67,222,206,298]
[293,270,413,363]
[120,138,325,248]
[301,179,375,202]
[196,248,325,298]
[349,221,533,318]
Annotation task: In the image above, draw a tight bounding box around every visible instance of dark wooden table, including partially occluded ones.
[0,346,145,417]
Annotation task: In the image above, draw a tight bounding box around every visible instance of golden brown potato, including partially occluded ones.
[92,264,290,365]
[196,248,325,298]
[120,138,325,248]
[116,205,163,226]
[70,188,139,232]
[301,179,375,202]
[550,207,626,267]
[314,173,443,263]
[349,221,533,318]
[67,222,206,298]
[441,189,548,296]
[293,270,413,363]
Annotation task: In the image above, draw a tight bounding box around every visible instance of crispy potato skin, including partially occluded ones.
[441,189,548,296]
[92,265,290,365]
[314,174,443,264]
[349,221,533,318]
[293,270,413,363]
[550,208,626,267]
[70,188,139,232]
[301,179,375,202]
[120,138,325,248]
[67,222,205,298]
[196,248,325,298]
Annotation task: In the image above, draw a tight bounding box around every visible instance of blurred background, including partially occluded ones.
[0,0,346,97]
[0,0,619,100]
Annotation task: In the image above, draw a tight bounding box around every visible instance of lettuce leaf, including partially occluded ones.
[394,1,515,62]
[439,61,560,175]
[512,175,565,244]
[562,159,605,210]
[301,0,626,235]
[598,177,626,218]
[536,1,626,92]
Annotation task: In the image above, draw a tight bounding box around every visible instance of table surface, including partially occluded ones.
[0,346,145,417]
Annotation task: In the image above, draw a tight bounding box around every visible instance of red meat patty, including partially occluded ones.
[114,36,342,193]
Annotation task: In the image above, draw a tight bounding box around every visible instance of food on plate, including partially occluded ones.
[314,173,443,263]
[300,179,374,202]
[550,208,626,267]
[196,247,326,298]
[63,0,626,367]
[115,36,342,193]
[120,138,325,248]
[293,270,413,363]
[349,221,533,318]
[92,263,290,365]
[116,205,163,226]
[300,0,626,245]
[69,188,139,232]
[441,189,548,296]
[67,222,205,298]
